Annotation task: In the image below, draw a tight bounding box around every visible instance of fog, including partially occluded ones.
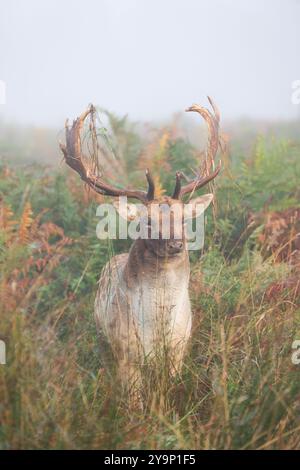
[1,0,300,126]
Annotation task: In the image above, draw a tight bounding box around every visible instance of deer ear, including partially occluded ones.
[113,201,143,221]
[184,194,214,220]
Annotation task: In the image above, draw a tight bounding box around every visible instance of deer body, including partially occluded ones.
[95,238,192,381]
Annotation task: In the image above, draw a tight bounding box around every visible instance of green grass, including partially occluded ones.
[0,128,299,449]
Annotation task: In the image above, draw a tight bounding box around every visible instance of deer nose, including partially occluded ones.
[168,240,183,251]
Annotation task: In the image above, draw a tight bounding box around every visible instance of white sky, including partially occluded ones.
[1,0,300,126]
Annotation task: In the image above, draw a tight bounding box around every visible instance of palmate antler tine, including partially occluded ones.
[207,95,220,125]
[172,172,182,199]
[60,108,92,180]
[60,105,155,202]
[185,97,219,174]
[172,97,221,199]
[145,169,155,201]
[179,161,222,198]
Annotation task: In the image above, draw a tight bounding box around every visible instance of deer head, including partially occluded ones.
[60,98,221,257]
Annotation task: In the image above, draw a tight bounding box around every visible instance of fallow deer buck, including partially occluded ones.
[60,98,221,403]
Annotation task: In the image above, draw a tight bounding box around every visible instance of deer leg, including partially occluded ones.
[118,358,143,410]
[169,339,189,377]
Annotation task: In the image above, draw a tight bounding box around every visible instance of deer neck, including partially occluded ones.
[123,238,190,288]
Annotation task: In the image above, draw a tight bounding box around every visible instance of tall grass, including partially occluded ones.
[0,120,299,449]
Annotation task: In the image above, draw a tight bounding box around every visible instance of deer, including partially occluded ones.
[60,98,221,405]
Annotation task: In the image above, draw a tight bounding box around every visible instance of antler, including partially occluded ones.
[60,105,155,202]
[172,96,221,199]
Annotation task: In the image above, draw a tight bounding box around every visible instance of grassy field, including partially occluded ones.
[0,114,299,449]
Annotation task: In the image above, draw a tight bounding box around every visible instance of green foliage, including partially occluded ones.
[208,137,300,259]
[0,121,300,449]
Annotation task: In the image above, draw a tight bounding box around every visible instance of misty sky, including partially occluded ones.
[1,0,300,126]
